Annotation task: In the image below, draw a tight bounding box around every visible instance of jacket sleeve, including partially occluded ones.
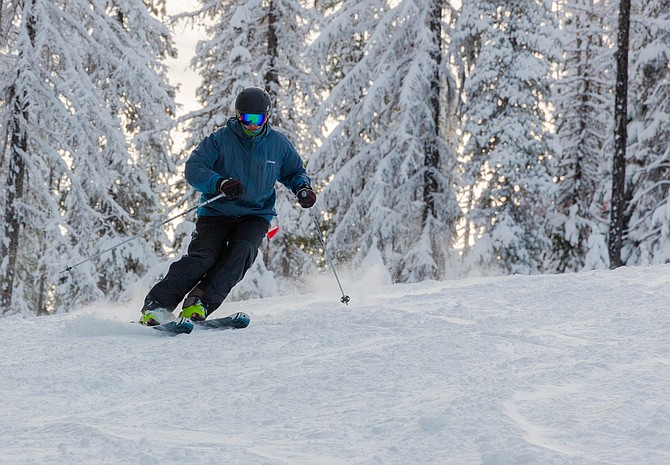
[184,132,224,194]
[278,138,311,193]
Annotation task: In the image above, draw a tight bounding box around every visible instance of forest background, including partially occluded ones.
[0,0,668,315]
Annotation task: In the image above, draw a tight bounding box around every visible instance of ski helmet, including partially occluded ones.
[235,87,272,115]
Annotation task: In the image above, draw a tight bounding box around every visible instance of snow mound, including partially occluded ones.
[63,313,153,337]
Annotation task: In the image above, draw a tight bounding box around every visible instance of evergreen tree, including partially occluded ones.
[0,0,176,314]
[550,0,615,272]
[308,0,461,282]
[178,0,318,296]
[453,0,560,275]
[623,0,670,264]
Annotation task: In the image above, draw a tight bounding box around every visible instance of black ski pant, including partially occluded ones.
[145,215,269,317]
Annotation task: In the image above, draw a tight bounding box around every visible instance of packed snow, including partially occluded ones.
[2,264,669,465]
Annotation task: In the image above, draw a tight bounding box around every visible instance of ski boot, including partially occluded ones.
[139,299,173,326]
[179,298,207,322]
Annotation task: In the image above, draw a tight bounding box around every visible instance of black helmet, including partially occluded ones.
[235,87,272,114]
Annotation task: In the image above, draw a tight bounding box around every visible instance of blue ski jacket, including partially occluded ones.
[185,117,311,222]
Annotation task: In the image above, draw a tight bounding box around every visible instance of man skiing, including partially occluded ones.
[139,86,316,326]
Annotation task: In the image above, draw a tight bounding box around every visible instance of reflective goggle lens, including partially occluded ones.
[238,113,268,126]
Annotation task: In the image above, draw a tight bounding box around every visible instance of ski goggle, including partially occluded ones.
[238,113,268,127]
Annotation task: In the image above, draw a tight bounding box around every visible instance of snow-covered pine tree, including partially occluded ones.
[623,0,670,265]
[261,0,321,284]
[550,0,615,272]
[0,0,176,314]
[453,0,560,275]
[177,0,318,297]
[307,0,461,282]
[94,0,179,294]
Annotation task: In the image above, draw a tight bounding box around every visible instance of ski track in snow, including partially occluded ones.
[1,266,670,464]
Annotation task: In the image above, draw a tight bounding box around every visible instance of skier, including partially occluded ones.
[139,86,316,326]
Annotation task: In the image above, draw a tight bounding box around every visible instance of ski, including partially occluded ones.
[150,317,194,335]
[195,312,250,330]
[134,312,248,334]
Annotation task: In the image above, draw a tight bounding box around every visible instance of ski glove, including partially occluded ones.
[296,185,317,209]
[217,178,244,200]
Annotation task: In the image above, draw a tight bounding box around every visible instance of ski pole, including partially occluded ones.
[61,192,226,274]
[310,209,350,305]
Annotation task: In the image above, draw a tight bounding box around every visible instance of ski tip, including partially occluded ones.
[220,312,250,328]
[152,317,194,335]
[195,312,250,330]
[234,312,251,328]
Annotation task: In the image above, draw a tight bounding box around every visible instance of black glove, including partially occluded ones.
[217,178,244,199]
[296,185,316,209]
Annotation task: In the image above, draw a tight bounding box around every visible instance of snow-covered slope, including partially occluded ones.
[2,265,669,465]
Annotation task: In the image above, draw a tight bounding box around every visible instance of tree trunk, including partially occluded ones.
[423,0,443,224]
[608,0,630,269]
[264,0,279,111]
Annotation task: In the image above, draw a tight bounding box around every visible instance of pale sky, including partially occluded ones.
[165,1,203,117]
